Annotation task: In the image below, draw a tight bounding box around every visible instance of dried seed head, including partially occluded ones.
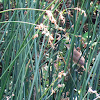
[58,84,65,88]
[74,7,87,17]
[46,10,57,26]
[58,70,66,78]
[59,11,65,23]
[32,34,38,39]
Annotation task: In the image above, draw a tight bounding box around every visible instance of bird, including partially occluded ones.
[65,44,85,70]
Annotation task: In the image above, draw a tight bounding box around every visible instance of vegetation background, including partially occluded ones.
[0,0,100,100]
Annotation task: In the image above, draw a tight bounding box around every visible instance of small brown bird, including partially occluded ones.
[65,44,85,68]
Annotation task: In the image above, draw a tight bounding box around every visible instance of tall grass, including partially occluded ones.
[0,0,100,100]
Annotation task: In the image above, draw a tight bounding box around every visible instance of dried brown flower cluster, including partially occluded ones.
[35,23,54,48]
[58,70,66,78]
[74,7,87,17]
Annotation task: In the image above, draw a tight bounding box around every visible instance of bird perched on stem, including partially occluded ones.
[65,44,85,70]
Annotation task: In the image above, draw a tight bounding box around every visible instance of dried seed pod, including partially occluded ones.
[65,44,85,66]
